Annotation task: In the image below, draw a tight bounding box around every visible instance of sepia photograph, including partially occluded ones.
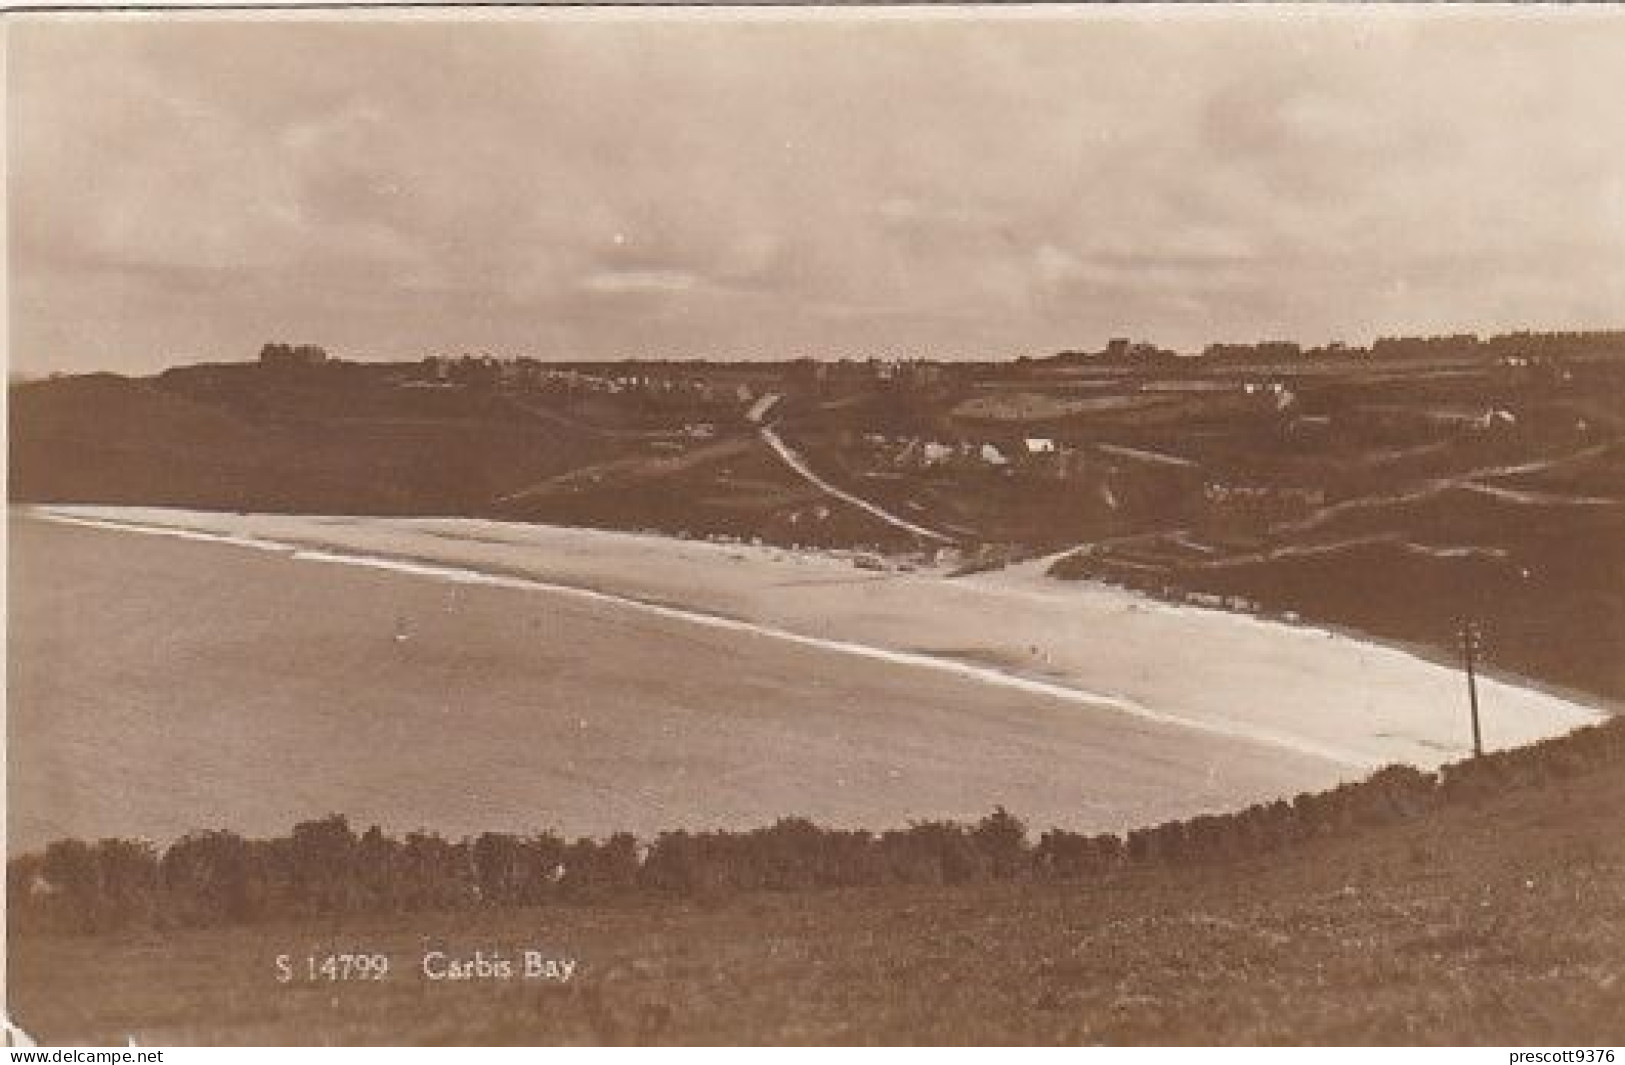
[4,1,1624,1048]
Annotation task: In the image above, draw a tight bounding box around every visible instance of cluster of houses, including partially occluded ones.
[859,433,1075,476]
[415,355,545,387]
[1241,380,1297,410]
[848,432,1272,496]
[414,355,760,407]
[410,352,958,398]
[791,357,949,391]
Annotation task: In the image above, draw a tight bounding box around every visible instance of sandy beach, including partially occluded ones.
[28,506,1604,770]
[6,510,1337,849]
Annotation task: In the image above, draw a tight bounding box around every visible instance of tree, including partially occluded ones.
[973,807,1029,879]
[290,815,359,913]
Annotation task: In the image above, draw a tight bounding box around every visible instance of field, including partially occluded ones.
[10,732,1625,1045]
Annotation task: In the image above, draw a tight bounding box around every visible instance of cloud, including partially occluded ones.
[8,8,1625,373]
[579,268,702,296]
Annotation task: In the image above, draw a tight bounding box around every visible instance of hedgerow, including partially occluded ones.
[11,717,1621,935]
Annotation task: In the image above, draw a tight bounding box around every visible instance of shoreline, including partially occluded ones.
[23,504,1607,774]
[26,507,1369,768]
[1028,560,1624,723]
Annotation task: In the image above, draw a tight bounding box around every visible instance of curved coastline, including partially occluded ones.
[26,504,1605,774]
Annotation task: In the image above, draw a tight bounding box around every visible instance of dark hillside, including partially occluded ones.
[9,371,615,516]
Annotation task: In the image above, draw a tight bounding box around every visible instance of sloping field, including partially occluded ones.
[8,373,616,515]
[1055,463,1625,701]
[11,722,1625,1045]
[952,391,1177,422]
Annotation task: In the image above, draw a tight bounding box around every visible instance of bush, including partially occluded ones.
[12,715,1622,935]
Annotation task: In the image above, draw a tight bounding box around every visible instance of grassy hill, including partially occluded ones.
[10,720,1624,1045]
[9,368,617,516]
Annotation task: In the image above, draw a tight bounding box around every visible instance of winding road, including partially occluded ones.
[747,393,957,545]
[757,425,957,544]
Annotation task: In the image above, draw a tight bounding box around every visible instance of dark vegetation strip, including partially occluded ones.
[11,715,1622,936]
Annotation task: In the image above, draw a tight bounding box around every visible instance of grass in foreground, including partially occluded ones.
[10,750,1625,1046]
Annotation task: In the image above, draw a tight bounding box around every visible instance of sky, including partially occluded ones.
[8,6,1625,375]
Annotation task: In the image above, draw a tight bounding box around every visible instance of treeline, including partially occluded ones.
[1200,328,1625,364]
[7,811,1028,934]
[11,716,1623,936]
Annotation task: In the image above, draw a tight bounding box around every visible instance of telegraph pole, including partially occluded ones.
[1460,619,1484,758]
